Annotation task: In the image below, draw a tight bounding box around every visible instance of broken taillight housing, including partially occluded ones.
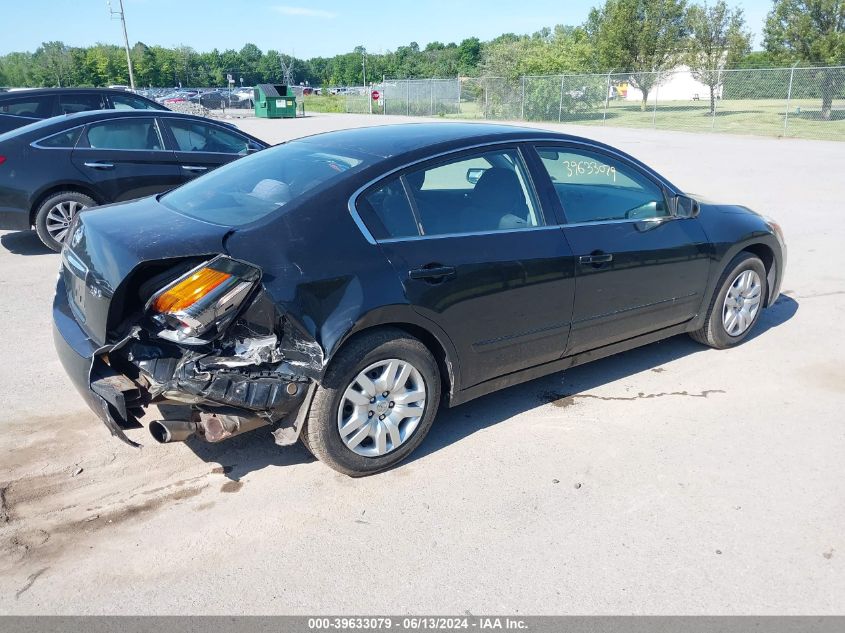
[147,256,261,344]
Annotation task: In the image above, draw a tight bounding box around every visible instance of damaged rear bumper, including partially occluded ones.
[53,284,141,445]
[53,275,314,447]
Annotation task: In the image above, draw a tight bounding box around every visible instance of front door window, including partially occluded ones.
[536,147,668,223]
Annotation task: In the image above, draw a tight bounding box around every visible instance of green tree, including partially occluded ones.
[588,0,688,110]
[733,50,780,68]
[481,26,595,79]
[238,43,263,84]
[132,42,157,87]
[458,37,482,75]
[684,0,751,114]
[764,0,845,119]
[0,52,35,86]
[33,41,72,86]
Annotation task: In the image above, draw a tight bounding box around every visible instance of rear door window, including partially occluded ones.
[83,118,164,150]
[59,93,107,114]
[0,95,54,117]
[403,149,543,237]
[165,119,250,154]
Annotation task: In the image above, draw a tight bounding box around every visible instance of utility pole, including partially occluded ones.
[107,0,136,91]
[361,48,367,89]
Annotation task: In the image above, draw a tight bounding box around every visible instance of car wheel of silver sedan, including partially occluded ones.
[303,328,440,477]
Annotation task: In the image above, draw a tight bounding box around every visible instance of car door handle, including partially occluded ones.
[83,161,114,169]
[181,165,208,172]
[408,265,456,281]
[579,253,614,265]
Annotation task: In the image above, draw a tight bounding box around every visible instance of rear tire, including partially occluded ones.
[690,252,767,349]
[34,191,96,252]
[303,328,441,476]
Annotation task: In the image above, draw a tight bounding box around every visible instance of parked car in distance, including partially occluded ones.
[0,88,168,134]
[52,123,786,476]
[189,90,226,110]
[160,91,199,105]
[0,109,267,250]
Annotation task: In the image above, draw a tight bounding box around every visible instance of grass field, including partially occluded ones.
[316,91,845,140]
[448,97,845,141]
[301,94,346,113]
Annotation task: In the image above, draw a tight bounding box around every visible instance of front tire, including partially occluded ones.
[303,328,441,476]
[690,252,767,349]
[34,191,96,252]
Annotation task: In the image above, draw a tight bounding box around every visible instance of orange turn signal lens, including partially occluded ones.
[152,268,232,314]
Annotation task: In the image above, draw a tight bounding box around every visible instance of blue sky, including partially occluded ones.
[0,0,774,57]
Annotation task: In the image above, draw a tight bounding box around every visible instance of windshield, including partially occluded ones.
[160,139,371,226]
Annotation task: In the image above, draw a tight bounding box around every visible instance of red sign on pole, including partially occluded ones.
[371,90,380,101]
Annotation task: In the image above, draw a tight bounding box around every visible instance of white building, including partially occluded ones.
[624,65,723,103]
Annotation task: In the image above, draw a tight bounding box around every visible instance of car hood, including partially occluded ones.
[61,196,233,345]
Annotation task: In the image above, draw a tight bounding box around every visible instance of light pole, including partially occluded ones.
[107,0,136,91]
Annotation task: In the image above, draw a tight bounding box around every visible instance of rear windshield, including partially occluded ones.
[0,115,68,143]
[160,140,370,226]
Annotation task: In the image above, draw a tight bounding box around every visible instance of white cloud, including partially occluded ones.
[273,5,337,19]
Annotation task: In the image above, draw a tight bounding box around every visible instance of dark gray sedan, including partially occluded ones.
[0,109,267,250]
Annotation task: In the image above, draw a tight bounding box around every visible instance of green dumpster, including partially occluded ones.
[253,84,297,118]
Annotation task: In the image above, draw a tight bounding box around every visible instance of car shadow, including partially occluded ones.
[0,230,53,256]
[169,295,798,479]
[181,424,316,482]
[407,294,799,466]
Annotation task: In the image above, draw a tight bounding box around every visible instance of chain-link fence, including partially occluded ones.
[345,80,462,116]
[348,67,845,141]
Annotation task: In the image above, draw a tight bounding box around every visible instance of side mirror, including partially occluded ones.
[466,167,487,185]
[674,195,700,219]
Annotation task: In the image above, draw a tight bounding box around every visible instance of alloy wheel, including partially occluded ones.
[45,200,87,244]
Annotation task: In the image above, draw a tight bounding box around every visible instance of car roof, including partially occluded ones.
[0,109,266,145]
[295,122,592,159]
[30,109,213,123]
[292,122,678,192]
[0,87,142,97]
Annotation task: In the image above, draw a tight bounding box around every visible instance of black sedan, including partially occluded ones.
[52,123,786,476]
[0,87,167,134]
[0,109,267,250]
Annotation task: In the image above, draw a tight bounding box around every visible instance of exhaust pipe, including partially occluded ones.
[200,413,268,443]
[149,419,197,443]
[149,413,268,444]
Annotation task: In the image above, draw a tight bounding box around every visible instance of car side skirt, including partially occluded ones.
[448,321,692,407]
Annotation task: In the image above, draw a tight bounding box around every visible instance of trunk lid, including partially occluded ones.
[61,196,233,346]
